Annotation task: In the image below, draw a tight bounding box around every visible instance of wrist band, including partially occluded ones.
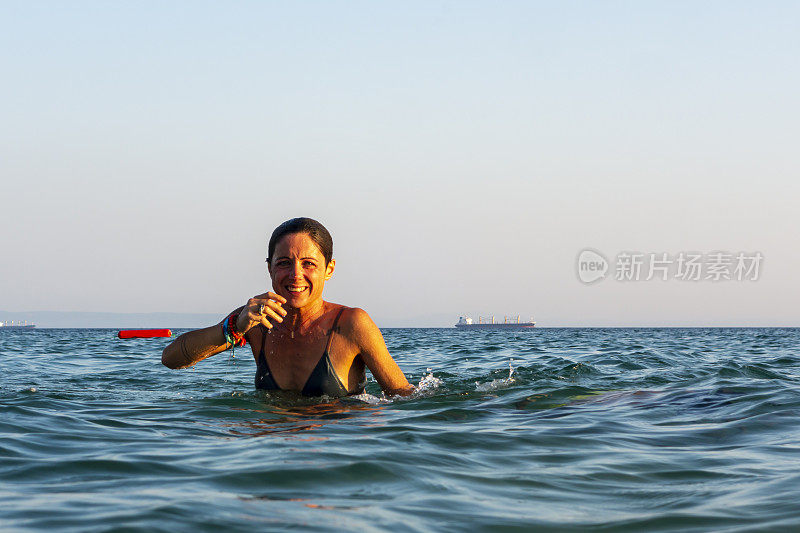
[222,312,247,348]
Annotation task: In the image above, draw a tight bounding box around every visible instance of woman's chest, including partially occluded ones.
[250,328,355,390]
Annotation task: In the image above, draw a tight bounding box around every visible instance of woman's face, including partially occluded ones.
[268,232,335,309]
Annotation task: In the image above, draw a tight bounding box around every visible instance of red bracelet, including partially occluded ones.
[223,312,247,347]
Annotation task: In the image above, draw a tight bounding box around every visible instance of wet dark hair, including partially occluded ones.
[266,217,333,266]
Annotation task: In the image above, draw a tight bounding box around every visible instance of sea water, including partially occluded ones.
[1,327,799,531]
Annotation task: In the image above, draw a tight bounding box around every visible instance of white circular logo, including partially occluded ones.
[577,249,608,284]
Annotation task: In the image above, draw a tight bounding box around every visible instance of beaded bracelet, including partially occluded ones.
[222,312,247,348]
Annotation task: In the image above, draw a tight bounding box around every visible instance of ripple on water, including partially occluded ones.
[1,328,800,530]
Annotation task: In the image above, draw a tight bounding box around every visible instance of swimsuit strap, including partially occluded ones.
[324,307,345,355]
[256,307,353,396]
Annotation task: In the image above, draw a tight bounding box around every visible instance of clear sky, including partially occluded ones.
[1,1,798,326]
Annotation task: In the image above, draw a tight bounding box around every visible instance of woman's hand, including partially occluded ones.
[235,292,287,334]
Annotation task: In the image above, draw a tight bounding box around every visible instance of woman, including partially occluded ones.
[162,217,414,397]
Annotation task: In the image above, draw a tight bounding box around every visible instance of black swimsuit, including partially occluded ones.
[254,308,366,397]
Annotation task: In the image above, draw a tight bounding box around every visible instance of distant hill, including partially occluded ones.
[0,310,222,329]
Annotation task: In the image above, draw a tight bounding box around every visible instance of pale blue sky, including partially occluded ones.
[1,1,798,326]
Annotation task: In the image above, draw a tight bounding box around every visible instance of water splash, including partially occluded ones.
[419,368,443,388]
[351,369,443,403]
[406,368,442,398]
[350,391,390,405]
[475,361,516,392]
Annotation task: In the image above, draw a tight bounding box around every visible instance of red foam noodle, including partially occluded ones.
[118,329,172,339]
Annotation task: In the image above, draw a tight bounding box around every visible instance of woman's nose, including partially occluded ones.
[290,261,303,277]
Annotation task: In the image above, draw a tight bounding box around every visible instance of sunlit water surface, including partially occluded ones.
[2,328,799,531]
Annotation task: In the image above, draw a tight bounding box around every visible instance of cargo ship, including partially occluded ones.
[0,320,36,330]
[455,316,535,330]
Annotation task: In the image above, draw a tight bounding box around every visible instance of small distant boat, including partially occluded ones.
[0,320,36,330]
[455,316,535,330]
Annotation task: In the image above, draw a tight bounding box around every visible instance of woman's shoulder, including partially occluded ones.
[328,304,377,338]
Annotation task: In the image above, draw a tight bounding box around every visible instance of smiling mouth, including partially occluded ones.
[286,285,308,294]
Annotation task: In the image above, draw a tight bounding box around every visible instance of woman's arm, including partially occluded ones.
[162,293,286,369]
[346,308,415,396]
[161,318,232,369]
